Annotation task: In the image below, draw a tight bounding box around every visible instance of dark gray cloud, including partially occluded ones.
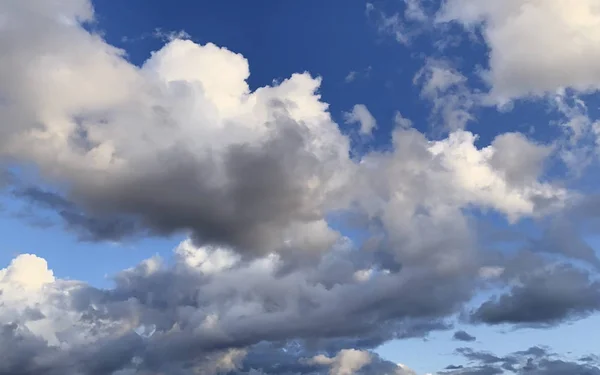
[471,263,600,326]
[6,113,345,255]
[73,119,326,253]
[12,185,139,242]
[453,330,476,342]
[0,243,462,374]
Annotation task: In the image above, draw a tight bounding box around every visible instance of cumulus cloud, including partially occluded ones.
[0,0,355,258]
[307,349,371,375]
[0,0,598,374]
[0,0,566,259]
[437,0,600,101]
[0,244,453,374]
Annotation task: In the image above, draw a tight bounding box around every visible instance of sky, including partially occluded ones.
[0,0,600,374]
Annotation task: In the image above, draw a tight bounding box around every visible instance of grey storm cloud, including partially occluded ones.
[8,113,343,255]
[12,185,138,242]
[471,263,600,326]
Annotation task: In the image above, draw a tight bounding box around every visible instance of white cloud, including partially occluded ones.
[345,71,357,83]
[0,2,586,373]
[343,104,377,136]
[308,349,372,375]
[0,254,55,292]
[437,0,600,101]
[478,266,505,279]
[366,1,429,45]
[174,239,240,275]
[394,111,413,130]
[413,59,477,130]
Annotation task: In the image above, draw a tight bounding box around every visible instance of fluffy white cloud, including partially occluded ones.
[0,254,54,292]
[308,349,372,375]
[437,0,600,101]
[353,128,565,276]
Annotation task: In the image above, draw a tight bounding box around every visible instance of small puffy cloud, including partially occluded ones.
[343,104,377,136]
[452,330,476,342]
[174,239,240,274]
[393,111,413,129]
[413,59,477,130]
[478,266,504,280]
[345,71,358,83]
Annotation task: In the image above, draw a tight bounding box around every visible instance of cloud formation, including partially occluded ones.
[452,330,476,342]
[442,346,600,375]
[0,0,599,374]
[343,104,377,136]
[437,0,600,101]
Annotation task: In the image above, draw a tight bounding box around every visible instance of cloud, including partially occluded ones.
[0,0,598,374]
[0,0,567,263]
[437,0,600,101]
[0,244,454,374]
[393,111,413,130]
[343,104,377,136]
[366,1,429,45]
[413,59,478,130]
[307,349,371,375]
[0,0,354,258]
[12,186,138,242]
[471,263,600,326]
[442,346,600,374]
[345,71,358,83]
[452,330,476,342]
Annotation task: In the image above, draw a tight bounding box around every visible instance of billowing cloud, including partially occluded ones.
[0,244,451,374]
[0,0,599,374]
[307,349,371,375]
[437,0,600,101]
[0,0,355,258]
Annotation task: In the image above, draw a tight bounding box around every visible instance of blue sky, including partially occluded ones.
[1,1,600,374]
